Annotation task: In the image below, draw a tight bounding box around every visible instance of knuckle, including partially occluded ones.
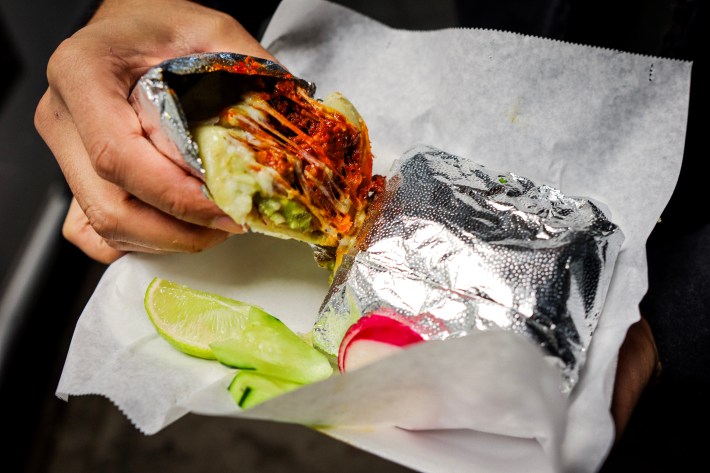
[84,204,119,241]
[160,186,193,222]
[210,12,240,36]
[89,137,119,180]
[33,92,52,135]
[61,214,79,243]
[46,37,80,85]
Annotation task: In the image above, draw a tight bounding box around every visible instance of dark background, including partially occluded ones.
[1,0,707,472]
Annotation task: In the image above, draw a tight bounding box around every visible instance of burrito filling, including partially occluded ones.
[192,80,375,248]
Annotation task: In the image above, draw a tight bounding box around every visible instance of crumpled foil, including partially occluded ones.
[314,145,624,391]
[129,52,315,179]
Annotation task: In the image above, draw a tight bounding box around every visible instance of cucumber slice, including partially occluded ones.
[210,324,333,384]
[228,371,302,409]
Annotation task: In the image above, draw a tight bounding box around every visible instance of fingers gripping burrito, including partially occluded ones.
[131,53,380,252]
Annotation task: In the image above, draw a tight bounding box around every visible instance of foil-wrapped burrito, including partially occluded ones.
[314,145,624,391]
[130,52,378,249]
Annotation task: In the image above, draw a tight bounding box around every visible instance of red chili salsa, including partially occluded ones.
[216,78,377,237]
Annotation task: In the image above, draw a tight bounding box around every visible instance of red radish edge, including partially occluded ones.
[338,312,424,372]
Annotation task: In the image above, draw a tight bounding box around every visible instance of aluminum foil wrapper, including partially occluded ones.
[314,145,624,391]
[129,52,314,179]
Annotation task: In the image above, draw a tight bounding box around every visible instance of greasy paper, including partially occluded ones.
[56,0,691,472]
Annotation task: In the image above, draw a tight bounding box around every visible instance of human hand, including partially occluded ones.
[610,316,661,440]
[35,0,276,264]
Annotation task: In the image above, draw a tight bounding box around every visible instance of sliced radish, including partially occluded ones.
[338,312,424,372]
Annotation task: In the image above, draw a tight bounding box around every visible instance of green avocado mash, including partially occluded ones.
[256,196,313,232]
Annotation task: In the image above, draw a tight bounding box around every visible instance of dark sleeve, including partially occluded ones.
[456,1,710,470]
[457,0,709,385]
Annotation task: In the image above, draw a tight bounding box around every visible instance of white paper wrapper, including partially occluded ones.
[56,0,691,472]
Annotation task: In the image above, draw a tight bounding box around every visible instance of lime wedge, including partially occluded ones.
[144,277,275,359]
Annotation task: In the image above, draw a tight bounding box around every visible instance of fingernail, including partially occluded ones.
[212,215,244,234]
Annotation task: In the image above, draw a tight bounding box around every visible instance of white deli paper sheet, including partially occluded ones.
[56,0,692,472]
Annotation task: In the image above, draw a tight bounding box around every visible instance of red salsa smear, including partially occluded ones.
[217,78,377,237]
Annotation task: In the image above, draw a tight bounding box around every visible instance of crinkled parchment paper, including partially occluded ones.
[56,0,691,472]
